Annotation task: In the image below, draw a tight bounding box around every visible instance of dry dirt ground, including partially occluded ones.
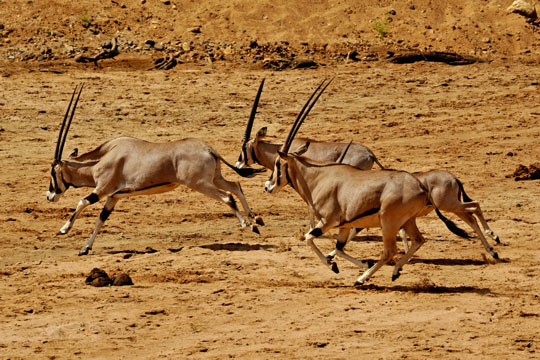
[1,1,540,359]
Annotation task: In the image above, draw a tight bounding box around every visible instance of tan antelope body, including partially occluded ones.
[237,132,383,171]
[264,80,469,285]
[47,85,263,256]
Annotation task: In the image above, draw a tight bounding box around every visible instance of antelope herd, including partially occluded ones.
[46,80,501,285]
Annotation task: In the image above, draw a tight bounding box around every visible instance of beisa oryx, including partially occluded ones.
[236,79,384,172]
[264,79,470,285]
[236,79,383,233]
[47,84,264,256]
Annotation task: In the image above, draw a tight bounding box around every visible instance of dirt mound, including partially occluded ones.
[509,163,540,180]
[85,268,134,287]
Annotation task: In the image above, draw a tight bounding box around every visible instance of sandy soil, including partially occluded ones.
[1,1,540,359]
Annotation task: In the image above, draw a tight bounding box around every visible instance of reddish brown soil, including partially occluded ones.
[1,1,539,359]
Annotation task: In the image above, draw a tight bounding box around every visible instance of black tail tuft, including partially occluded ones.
[456,178,474,203]
[231,166,267,178]
[435,208,471,239]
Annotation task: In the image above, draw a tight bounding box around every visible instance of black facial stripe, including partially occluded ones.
[285,164,294,190]
[250,147,259,165]
[276,160,281,186]
[49,181,54,192]
[238,144,247,163]
[50,168,58,189]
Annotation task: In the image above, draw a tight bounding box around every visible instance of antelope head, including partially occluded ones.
[264,79,332,193]
[236,79,265,169]
[47,84,83,202]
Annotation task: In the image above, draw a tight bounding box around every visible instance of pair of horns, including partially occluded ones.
[54,84,84,161]
[281,78,333,154]
[242,78,265,143]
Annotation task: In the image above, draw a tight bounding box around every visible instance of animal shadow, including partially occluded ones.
[198,242,277,252]
[357,283,493,295]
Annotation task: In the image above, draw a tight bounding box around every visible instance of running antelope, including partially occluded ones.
[237,79,382,233]
[236,80,384,172]
[47,84,264,256]
[264,80,469,285]
[325,169,502,263]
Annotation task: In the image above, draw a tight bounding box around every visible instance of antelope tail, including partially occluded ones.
[420,179,471,239]
[213,153,266,178]
[456,178,474,203]
[434,207,471,239]
[374,157,385,169]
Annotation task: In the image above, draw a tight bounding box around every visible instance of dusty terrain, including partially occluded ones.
[1,1,540,359]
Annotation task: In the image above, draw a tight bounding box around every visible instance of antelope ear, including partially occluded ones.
[292,142,310,156]
[256,127,267,138]
[69,148,79,158]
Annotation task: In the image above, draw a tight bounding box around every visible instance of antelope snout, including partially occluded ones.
[46,191,60,202]
[264,180,274,193]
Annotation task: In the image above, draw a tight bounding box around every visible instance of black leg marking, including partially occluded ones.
[336,241,346,251]
[85,193,100,204]
[367,259,376,268]
[99,207,113,221]
[309,228,323,237]
[228,194,239,211]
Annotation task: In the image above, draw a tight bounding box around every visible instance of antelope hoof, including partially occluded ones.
[255,216,265,226]
[57,228,68,236]
[78,247,90,256]
[494,236,501,244]
[251,225,260,235]
[354,279,365,287]
[392,270,401,282]
[330,262,339,274]
[493,252,500,260]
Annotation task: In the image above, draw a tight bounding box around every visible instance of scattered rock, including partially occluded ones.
[85,268,112,287]
[508,163,540,181]
[85,268,134,286]
[292,57,318,69]
[507,0,538,21]
[112,273,133,286]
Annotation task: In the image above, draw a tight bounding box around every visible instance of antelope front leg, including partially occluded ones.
[304,221,340,273]
[58,193,99,235]
[79,196,118,256]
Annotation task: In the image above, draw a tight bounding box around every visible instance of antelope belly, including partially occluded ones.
[344,213,381,229]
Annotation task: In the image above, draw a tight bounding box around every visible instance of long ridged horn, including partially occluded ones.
[282,78,333,153]
[55,84,84,161]
[242,79,265,143]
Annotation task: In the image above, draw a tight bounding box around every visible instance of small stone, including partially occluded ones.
[112,273,133,286]
[85,268,112,287]
[507,0,538,20]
